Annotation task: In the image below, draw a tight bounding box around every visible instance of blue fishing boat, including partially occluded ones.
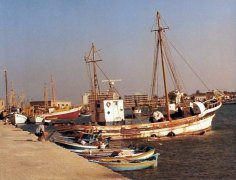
[91,153,160,172]
[53,137,99,151]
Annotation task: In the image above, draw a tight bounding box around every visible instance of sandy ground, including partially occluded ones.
[0,121,128,180]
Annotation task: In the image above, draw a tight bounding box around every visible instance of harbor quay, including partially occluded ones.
[0,121,127,180]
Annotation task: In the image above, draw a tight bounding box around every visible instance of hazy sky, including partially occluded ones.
[0,0,236,104]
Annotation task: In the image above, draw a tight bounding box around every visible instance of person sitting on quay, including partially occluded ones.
[35,120,48,141]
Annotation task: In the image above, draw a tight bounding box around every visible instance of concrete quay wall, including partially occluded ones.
[0,122,127,180]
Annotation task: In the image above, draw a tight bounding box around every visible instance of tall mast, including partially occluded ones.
[92,43,98,100]
[85,43,102,101]
[157,11,171,120]
[150,19,160,101]
[44,82,48,108]
[18,91,25,109]
[51,75,56,107]
[10,81,16,108]
[85,43,102,123]
[4,70,9,112]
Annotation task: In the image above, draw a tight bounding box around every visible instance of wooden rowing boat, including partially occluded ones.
[91,153,160,172]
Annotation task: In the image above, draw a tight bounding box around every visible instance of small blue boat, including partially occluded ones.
[53,137,99,151]
[52,131,110,152]
[91,153,160,172]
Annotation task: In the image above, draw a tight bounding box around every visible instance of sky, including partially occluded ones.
[0,0,235,104]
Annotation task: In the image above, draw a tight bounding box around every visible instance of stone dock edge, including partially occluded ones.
[0,121,128,180]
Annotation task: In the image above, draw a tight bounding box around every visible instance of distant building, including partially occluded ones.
[30,100,72,109]
[82,91,120,105]
[124,93,149,108]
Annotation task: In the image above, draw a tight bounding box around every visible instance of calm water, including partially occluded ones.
[19,104,236,179]
[119,104,236,179]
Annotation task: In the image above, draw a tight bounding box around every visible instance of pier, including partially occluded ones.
[0,121,126,180]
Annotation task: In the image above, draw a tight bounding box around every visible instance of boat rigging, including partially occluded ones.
[56,11,222,140]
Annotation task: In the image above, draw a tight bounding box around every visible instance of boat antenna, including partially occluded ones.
[102,79,122,98]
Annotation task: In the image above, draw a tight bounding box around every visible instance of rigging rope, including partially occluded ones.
[95,63,122,97]
[164,34,210,91]
[84,56,93,93]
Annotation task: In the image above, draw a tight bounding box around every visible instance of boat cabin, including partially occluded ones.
[90,99,125,126]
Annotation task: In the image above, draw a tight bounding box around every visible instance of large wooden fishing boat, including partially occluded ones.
[56,12,222,140]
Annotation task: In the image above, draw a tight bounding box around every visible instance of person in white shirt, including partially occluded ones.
[35,121,46,141]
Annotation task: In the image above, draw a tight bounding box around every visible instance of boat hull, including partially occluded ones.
[53,138,98,151]
[30,108,80,123]
[56,102,221,140]
[94,153,160,172]
[29,116,51,123]
[44,108,80,120]
[8,113,27,125]
[92,148,155,161]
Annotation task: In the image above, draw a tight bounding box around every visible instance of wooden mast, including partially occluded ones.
[85,43,102,123]
[157,11,171,120]
[4,70,9,112]
[44,82,48,109]
[51,75,56,107]
[92,43,99,101]
[10,81,17,108]
[150,17,160,102]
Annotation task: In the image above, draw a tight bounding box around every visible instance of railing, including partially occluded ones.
[204,100,221,109]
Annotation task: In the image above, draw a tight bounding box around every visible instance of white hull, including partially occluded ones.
[57,102,222,140]
[150,114,215,137]
[9,113,27,125]
[29,116,51,123]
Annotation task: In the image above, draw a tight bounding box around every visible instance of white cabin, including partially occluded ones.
[91,99,124,125]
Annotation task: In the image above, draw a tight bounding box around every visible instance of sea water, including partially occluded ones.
[119,104,236,179]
